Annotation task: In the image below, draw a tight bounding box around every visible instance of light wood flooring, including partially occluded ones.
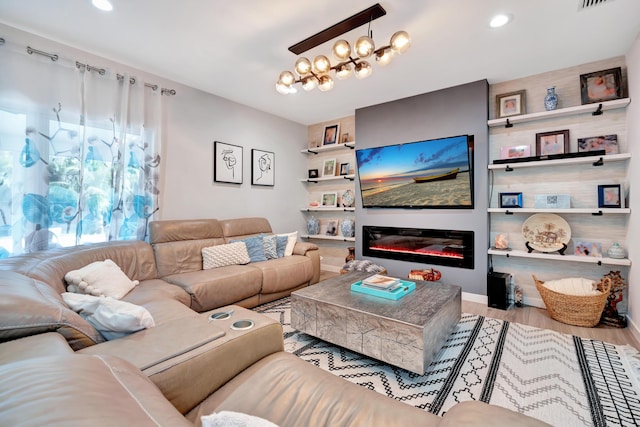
[319,271,640,350]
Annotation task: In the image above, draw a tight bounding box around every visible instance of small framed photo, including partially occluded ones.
[574,241,602,257]
[325,219,339,236]
[321,192,338,208]
[580,67,624,104]
[213,141,243,184]
[341,133,350,144]
[339,162,350,176]
[322,158,336,177]
[500,144,530,159]
[308,169,319,179]
[496,90,526,118]
[535,130,570,156]
[499,192,523,208]
[598,184,621,208]
[251,149,274,186]
[323,123,340,145]
[578,134,619,155]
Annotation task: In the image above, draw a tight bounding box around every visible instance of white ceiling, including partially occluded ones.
[1,0,639,125]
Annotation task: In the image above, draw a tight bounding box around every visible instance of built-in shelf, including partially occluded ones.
[488,207,631,214]
[488,152,631,170]
[301,174,355,183]
[300,207,355,212]
[301,141,355,154]
[487,98,630,128]
[302,234,356,242]
[488,248,631,266]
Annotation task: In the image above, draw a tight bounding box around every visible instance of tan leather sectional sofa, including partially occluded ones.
[0,217,548,426]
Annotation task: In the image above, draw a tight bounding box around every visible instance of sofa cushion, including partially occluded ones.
[65,259,139,299]
[202,242,251,269]
[162,266,263,312]
[231,236,267,262]
[0,270,104,350]
[62,293,155,340]
[0,354,192,427]
[251,256,313,294]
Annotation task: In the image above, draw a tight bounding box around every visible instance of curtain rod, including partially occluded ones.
[2,40,177,96]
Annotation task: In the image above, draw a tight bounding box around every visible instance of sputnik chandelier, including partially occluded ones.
[276,3,410,94]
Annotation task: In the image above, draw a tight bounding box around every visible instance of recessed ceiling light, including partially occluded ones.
[489,14,511,28]
[92,0,113,11]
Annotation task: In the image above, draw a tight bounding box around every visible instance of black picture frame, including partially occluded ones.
[251,149,274,186]
[499,192,523,208]
[339,162,350,176]
[308,169,319,179]
[598,184,622,208]
[323,123,340,145]
[580,67,624,105]
[535,130,570,156]
[213,141,243,184]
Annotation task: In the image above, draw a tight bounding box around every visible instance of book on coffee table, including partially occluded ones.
[362,274,400,289]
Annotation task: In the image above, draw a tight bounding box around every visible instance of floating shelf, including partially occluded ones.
[488,152,631,170]
[302,234,356,242]
[487,98,630,128]
[300,207,355,212]
[488,248,631,266]
[301,142,355,154]
[301,174,355,183]
[488,208,631,214]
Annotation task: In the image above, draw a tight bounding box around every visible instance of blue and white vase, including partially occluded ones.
[340,218,355,238]
[544,86,558,111]
[306,216,320,235]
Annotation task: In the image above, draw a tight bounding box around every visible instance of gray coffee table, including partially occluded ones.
[291,271,461,375]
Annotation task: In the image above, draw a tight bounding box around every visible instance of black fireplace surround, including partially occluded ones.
[362,225,474,269]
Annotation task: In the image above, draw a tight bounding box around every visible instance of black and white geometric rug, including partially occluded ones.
[255,297,640,427]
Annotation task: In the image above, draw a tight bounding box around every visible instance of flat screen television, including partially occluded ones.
[355,134,474,209]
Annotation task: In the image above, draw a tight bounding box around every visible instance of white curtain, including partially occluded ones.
[0,44,162,258]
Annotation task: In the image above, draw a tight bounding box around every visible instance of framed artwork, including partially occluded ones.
[341,133,350,144]
[598,184,621,208]
[213,141,242,184]
[323,123,340,145]
[496,90,526,118]
[578,134,619,154]
[308,169,319,179]
[580,67,623,104]
[321,192,338,208]
[535,130,570,156]
[500,144,530,159]
[574,241,602,257]
[339,162,350,176]
[499,192,523,208]
[251,149,274,186]
[322,158,336,177]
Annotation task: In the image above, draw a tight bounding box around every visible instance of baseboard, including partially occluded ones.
[461,292,487,304]
[627,315,640,346]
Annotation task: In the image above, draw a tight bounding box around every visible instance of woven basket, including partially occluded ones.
[533,274,612,327]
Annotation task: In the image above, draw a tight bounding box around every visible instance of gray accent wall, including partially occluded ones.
[354,80,489,295]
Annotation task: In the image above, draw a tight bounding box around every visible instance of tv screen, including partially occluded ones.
[355,134,474,209]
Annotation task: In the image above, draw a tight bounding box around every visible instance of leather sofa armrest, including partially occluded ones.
[292,241,318,256]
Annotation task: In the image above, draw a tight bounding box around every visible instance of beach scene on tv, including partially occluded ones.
[355,135,473,208]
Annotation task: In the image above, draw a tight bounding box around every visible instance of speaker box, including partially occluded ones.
[487,272,511,310]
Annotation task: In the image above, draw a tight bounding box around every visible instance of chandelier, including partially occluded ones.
[276,4,410,94]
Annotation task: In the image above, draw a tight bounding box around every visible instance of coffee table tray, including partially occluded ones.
[350,279,416,300]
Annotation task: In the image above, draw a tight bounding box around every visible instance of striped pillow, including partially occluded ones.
[202,242,251,269]
[263,234,278,259]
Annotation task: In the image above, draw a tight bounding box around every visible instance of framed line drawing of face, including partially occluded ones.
[251,149,274,186]
[213,141,243,184]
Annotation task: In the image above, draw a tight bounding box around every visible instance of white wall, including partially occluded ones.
[625,33,640,340]
[0,23,308,236]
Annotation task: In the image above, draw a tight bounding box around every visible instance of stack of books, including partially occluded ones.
[360,274,403,292]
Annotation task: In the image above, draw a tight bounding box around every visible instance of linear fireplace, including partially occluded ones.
[362,225,474,269]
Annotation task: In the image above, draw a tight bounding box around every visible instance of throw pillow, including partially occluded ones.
[262,234,278,260]
[202,242,251,269]
[62,293,155,340]
[277,231,298,256]
[64,259,139,300]
[231,236,267,262]
[275,235,289,258]
[201,411,279,427]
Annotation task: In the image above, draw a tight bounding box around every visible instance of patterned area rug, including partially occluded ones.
[255,297,640,427]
